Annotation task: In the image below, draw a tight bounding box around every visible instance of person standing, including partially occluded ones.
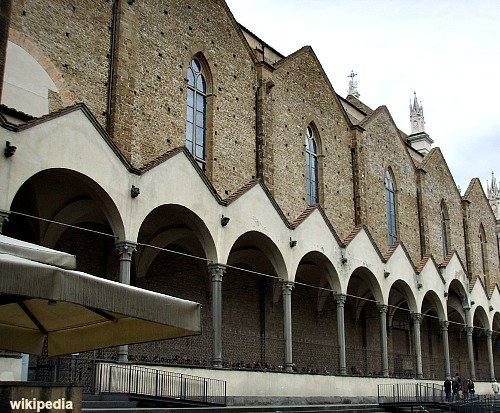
[467,378,475,399]
[452,377,459,401]
[444,377,452,402]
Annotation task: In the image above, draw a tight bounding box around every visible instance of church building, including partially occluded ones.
[0,0,499,403]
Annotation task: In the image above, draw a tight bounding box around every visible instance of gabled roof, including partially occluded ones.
[217,0,260,65]
[344,95,373,116]
[273,46,353,128]
[419,147,462,200]
[342,225,386,263]
[463,178,497,221]
[1,102,140,175]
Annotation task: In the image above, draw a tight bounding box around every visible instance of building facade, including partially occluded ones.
[1,0,499,398]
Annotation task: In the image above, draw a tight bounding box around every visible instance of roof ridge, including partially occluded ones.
[291,205,318,227]
[224,179,260,204]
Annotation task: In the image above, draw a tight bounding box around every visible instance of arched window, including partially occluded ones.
[440,201,449,257]
[305,125,319,205]
[186,58,206,170]
[480,224,488,275]
[385,169,397,245]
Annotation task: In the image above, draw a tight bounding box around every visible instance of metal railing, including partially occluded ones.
[452,395,500,412]
[95,362,226,406]
[378,382,445,404]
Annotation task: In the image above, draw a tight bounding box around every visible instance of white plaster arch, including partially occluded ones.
[225,230,288,281]
[8,168,125,242]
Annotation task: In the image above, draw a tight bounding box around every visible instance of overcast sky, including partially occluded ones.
[225,0,500,193]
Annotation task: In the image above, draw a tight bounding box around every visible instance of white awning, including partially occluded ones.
[0,236,201,356]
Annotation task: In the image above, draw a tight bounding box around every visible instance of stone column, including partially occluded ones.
[334,294,347,375]
[282,281,294,372]
[208,264,225,368]
[412,313,423,379]
[0,210,9,233]
[115,241,137,362]
[378,304,389,377]
[486,330,495,381]
[440,320,451,379]
[465,326,476,380]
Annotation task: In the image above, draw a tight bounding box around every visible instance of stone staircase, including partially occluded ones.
[82,400,389,413]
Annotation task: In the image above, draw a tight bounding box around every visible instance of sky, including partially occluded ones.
[225,0,500,193]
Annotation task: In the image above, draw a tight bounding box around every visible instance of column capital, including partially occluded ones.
[465,326,474,335]
[281,280,294,293]
[440,320,449,331]
[208,264,225,281]
[486,329,493,339]
[411,312,423,323]
[377,303,389,313]
[334,293,347,305]
[115,240,137,256]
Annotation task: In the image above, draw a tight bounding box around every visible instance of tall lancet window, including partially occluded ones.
[440,201,449,257]
[186,58,206,170]
[305,125,319,205]
[479,224,488,275]
[385,169,397,245]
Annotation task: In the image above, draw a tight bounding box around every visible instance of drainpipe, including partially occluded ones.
[0,0,12,101]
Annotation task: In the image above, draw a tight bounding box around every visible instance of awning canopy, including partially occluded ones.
[0,236,201,356]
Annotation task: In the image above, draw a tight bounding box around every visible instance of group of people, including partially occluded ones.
[444,373,500,402]
[443,373,475,402]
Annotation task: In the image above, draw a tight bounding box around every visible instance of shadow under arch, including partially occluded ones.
[5,168,125,245]
[420,290,447,379]
[220,230,288,370]
[135,203,217,278]
[344,266,384,377]
[291,250,341,374]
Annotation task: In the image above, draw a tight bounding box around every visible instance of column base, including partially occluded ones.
[117,345,128,362]
[338,368,347,375]
[285,363,294,373]
[212,360,222,369]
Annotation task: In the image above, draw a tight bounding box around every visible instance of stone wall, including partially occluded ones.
[419,148,466,263]
[356,108,421,263]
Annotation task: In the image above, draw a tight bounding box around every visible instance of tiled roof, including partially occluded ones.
[291,205,318,227]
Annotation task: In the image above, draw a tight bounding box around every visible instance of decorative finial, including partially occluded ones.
[348,70,360,98]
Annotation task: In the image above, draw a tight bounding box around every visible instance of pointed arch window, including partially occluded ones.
[480,224,488,275]
[186,58,206,170]
[440,201,450,257]
[305,125,319,205]
[385,169,397,245]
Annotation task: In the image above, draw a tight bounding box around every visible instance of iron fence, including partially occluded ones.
[95,362,226,405]
[378,382,445,404]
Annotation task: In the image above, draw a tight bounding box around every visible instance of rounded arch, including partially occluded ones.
[388,279,418,314]
[135,203,217,278]
[295,250,341,314]
[421,289,446,320]
[348,265,384,308]
[472,305,490,330]
[5,168,125,243]
[227,230,287,279]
